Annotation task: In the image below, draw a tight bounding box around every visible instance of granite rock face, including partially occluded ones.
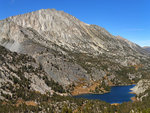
[0,9,150,93]
[0,46,56,100]
[131,79,150,100]
[131,79,150,95]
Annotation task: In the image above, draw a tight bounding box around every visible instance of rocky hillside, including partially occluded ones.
[0,45,67,101]
[0,9,150,96]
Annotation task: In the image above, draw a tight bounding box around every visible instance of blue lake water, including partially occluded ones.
[74,85,136,104]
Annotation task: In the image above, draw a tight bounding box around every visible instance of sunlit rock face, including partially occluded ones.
[131,79,150,101]
[0,9,149,88]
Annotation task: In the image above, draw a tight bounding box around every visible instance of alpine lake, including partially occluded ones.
[74,85,136,104]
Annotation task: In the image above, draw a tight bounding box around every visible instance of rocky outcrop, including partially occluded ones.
[131,79,150,100]
[131,79,150,95]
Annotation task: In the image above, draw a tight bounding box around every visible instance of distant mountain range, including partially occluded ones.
[143,46,150,53]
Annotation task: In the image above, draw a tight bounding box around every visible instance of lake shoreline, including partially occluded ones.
[111,103,120,106]
[130,97,137,102]
[72,84,136,96]
[72,91,110,96]
[129,85,138,102]
[74,85,136,104]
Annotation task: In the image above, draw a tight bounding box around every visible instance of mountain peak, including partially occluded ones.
[6,8,83,33]
[0,9,147,56]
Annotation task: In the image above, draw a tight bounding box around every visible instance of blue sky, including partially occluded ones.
[0,0,149,46]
